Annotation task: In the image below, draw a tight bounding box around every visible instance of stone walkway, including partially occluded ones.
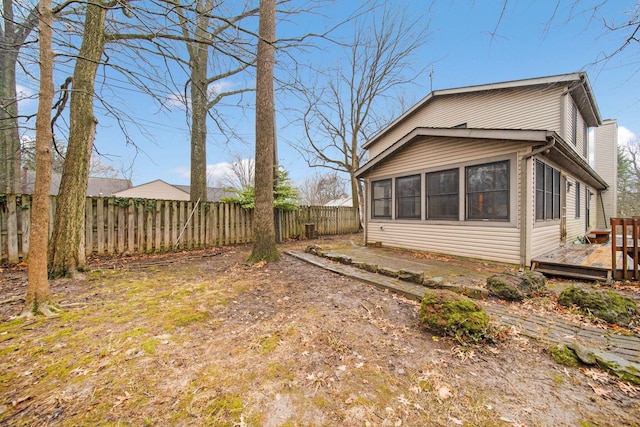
[285,247,640,368]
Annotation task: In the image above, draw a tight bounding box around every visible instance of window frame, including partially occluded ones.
[426,168,459,220]
[371,179,392,219]
[465,160,510,221]
[395,174,421,219]
[575,181,581,219]
[535,160,561,221]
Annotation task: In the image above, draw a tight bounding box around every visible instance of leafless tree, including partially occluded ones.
[289,1,432,215]
[215,154,254,190]
[22,0,57,317]
[249,0,279,263]
[618,138,640,217]
[298,171,347,206]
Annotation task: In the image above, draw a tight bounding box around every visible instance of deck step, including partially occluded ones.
[532,262,610,281]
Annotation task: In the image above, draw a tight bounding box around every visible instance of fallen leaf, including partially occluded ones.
[589,383,612,398]
[438,386,452,399]
[618,382,639,396]
[448,416,463,425]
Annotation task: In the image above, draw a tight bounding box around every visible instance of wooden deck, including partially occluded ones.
[531,242,620,281]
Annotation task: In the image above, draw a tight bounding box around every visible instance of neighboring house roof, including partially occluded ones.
[355,127,608,190]
[112,179,234,202]
[362,72,602,150]
[325,197,353,207]
[21,170,132,196]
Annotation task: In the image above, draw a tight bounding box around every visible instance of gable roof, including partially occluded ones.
[363,72,602,150]
[21,170,131,196]
[112,179,235,202]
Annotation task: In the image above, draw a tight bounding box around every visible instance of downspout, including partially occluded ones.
[520,136,556,269]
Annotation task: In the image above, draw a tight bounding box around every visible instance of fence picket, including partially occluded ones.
[0,195,359,263]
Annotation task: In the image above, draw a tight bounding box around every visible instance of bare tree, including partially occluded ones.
[48,0,121,278]
[249,0,279,263]
[215,154,254,190]
[618,138,640,217]
[1,0,40,194]
[298,171,347,206]
[22,0,57,316]
[169,0,257,202]
[290,2,431,215]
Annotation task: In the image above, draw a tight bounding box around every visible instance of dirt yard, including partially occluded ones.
[1,235,639,426]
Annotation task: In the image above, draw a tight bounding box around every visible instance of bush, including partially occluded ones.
[419,289,491,343]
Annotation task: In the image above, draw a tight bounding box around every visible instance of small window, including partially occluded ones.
[571,102,578,146]
[465,161,509,220]
[427,168,459,220]
[395,175,421,219]
[575,182,581,218]
[372,179,392,218]
[535,160,561,221]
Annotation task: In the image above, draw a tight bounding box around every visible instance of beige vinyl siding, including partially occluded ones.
[365,138,526,265]
[531,222,560,258]
[367,222,521,264]
[369,86,564,158]
[565,176,586,241]
[593,120,618,227]
[114,181,190,201]
[563,95,589,161]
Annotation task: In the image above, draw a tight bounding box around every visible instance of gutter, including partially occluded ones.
[519,135,556,269]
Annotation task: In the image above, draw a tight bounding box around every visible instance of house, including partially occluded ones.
[354,72,617,268]
[21,169,131,196]
[112,179,234,202]
[324,197,353,207]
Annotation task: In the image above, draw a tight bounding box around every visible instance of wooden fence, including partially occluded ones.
[0,195,360,264]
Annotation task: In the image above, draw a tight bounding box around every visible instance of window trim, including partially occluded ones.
[465,160,510,221]
[371,179,392,219]
[575,181,581,219]
[535,160,561,221]
[395,174,422,219]
[426,168,459,220]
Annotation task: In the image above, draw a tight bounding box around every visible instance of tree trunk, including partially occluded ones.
[22,0,57,316]
[1,0,39,194]
[48,1,107,278]
[248,0,279,263]
[188,1,213,203]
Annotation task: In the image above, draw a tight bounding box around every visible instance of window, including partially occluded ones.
[575,182,581,218]
[372,179,392,218]
[395,175,421,219]
[465,161,509,220]
[535,160,561,221]
[427,168,459,219]
[571,102,578,146]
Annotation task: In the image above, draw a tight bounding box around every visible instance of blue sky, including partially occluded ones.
[16,0,640,187]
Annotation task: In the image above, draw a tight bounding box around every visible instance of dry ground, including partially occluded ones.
[0,235,639,426]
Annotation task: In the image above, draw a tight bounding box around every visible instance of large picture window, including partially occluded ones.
[396,175,421,219]
[427,168,459,219]
[465,161,509,220]
[372,179,392,218]
[535,160,561,221]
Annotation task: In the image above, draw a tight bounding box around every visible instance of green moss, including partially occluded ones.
[550,344,580,367]
[142,338,160,354]
[166,308,209,328]
[419,289,491,342]
[558,286,638,326]
[258,334,281,354]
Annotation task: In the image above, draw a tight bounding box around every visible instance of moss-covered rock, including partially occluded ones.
[419,289,491,342]
[550,344,580,367]
[558,286,638,327]
[486,270,547,301]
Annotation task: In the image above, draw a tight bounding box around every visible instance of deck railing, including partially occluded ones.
[610,217,640,281]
